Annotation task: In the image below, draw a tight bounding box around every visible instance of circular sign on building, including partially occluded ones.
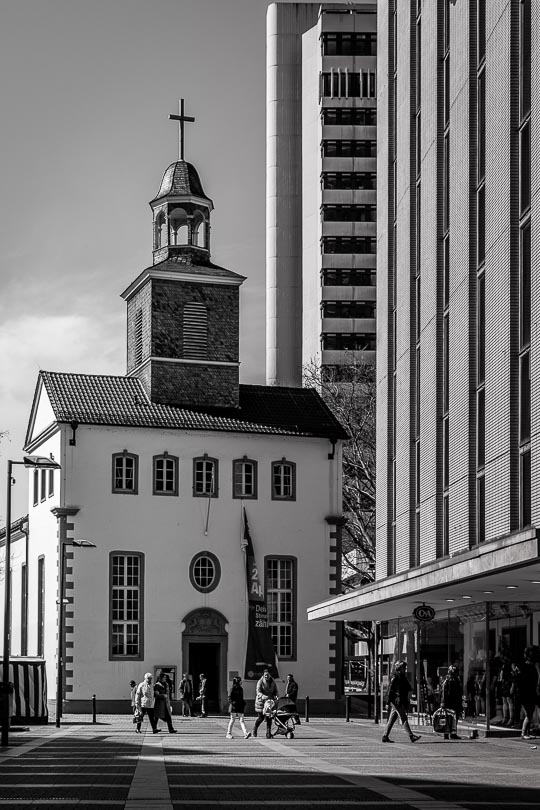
[413,603,436,623]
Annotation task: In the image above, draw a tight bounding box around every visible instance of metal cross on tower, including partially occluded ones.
[168,99,195,161]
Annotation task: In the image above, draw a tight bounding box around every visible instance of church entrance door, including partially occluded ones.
[189,642,220,710]
[182,608,228,713]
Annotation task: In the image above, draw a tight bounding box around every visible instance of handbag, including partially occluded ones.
[432,707,455,735]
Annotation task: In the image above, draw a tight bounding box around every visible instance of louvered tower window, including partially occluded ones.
[183,302,208,359]
[134,308,143,366]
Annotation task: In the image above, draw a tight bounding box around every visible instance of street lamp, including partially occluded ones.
[56,539,96,728]
[1,455,62,747]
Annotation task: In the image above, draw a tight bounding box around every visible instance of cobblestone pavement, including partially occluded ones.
[1,715,539,808]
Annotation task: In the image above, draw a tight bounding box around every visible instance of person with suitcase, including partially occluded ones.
[441,665,463,739]
[382,661,421,744]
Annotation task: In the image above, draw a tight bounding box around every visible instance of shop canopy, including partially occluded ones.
[308,526,540,623]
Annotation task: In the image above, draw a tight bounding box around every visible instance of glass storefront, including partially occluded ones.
[376,602,540,727]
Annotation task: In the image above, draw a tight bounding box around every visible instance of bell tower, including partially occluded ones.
[121,101,245,410]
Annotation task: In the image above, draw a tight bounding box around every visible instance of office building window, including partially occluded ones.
[322,172,377,191]
[476,475,485,544]
[153,453,178,496]
[322,107,376,126]
[477,184,485,267]
[443,313,449,415]
[321,71,376,99]
[265,557,296,659]
[520,449,531,528]
[520,0,531,119]
[443,494,449,557]
[271,459,296,501]
[322,205,377,223]
[233,457,258,499]
[322,31,377,56]
[322,269,375,287]
[110,553,143,659]
[193,456,219,497]
[520,120,531,215]
[322,333,376,351]
[112,451,138,494]
[322,236,376,255]
[443,417,450,490]
[477,387,485,469]
[477,272,485,384]
[322,301,376,319]
[477,0,486,64]
[521,224,531,348]
[322,140,376,158]
[520,352,531,445]
[37,556,45,656]
[477,68,485,182]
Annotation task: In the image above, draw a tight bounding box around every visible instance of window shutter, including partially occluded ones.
[183,302,208,359]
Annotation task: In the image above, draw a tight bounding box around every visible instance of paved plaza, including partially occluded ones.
[1,715,540,809]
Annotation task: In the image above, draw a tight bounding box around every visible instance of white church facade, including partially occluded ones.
[10,123,348,714]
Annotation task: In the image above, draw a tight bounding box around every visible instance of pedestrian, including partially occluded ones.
[196,673,208,717]
[518,646,540,740]
[154,672,177,733]
[129,679,140,729]
[226,676,251,739]
[382,661,421,744]
[253,669,278,738]
[179,673,193,717]
[135,672,160,734]
[496,652,515,727]
[441,665,463,739]
[285,673,301,725]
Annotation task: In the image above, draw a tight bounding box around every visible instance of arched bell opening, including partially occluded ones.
[154,210,166,250]
[169,207,189,246]
[191,211,206,248]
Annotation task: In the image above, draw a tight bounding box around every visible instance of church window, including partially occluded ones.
[110,553,144,659]
[134,309,143,367]
[183,302,208,359]
[271,459,296,501]
[189,551,221,593]
[153,453,178,496]
[265,557,297,659]
[112,451,139,494]
[192,212,205,248]
[37,556,45,657]
[193,455,218,497]
[233,457,258,499]
[154,210,166,250]
[169,207,188,245]
[33,469,39,507]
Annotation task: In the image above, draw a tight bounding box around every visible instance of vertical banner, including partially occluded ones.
[241,508,279,680]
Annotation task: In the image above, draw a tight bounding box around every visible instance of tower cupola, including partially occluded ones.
[150,100,214,265]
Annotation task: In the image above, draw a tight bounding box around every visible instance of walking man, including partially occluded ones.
[135,672,161,734]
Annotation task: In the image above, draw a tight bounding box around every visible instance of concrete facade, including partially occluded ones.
[266,2,377,387]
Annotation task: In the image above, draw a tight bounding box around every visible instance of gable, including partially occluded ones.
[25,376,58,450]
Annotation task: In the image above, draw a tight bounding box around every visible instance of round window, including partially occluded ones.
[189,551,221,593]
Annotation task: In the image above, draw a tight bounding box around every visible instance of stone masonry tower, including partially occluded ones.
[121,107,245,409]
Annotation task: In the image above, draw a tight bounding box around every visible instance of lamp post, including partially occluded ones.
[1,455,61,747]
[56,539,95,728]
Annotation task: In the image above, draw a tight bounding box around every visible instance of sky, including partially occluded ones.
[0,0,289,522]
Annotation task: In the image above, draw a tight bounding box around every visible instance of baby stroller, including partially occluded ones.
[264,697,298,739]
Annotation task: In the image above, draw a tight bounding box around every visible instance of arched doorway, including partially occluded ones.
[182,608,228,713]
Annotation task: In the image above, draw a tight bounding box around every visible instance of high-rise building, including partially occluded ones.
[309,1,540,729]
[266,2,377,387]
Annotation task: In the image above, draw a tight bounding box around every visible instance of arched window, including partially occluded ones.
[153,453,179,496]
[192,212,205,248]
[169,207,188,245]
[154,210,166,249]
[183,302,208,359]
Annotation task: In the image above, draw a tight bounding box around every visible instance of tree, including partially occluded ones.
[303,358,376,588]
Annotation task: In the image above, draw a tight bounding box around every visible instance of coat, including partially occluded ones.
[179,678,193,702]
[518,662,539,704]
[441,675,463,718]
[285,679,298,704]
[255,675,278,712]
[135,680,155,709]
[387,672,413,712]
[228,684,246,714]
[153,681,171,720]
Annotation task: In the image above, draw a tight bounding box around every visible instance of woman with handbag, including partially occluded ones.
[441,665,462,739]
[382,661,421,744]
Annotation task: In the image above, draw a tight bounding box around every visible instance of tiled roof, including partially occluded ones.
[151,253,245,281]
[38,372,348,440]
[151,161,212,203]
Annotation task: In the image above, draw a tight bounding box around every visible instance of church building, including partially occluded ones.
[15,112,348,714]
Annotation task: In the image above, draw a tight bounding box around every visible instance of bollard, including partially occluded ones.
[92,694,97,724]
[304,695,310,723]
[345,694,351,722]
